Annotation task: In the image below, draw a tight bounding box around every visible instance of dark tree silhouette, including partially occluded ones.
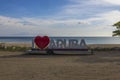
[112,21,120,36]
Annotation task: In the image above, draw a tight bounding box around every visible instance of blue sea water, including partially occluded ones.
[0,37,120,44]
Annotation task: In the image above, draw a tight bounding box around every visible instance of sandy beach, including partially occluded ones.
[0,51,120,80]
[0,43,120,80]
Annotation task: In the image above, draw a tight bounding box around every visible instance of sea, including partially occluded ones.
[0,37,120,44]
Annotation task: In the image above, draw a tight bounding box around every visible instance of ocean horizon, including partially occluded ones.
[0,36,120,44]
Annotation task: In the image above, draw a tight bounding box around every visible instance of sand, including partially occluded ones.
[0,50,120,80]
[0,43,120,80]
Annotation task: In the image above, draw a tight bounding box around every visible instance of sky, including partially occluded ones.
[0,0,120,36]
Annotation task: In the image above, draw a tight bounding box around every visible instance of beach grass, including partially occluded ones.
[0,42,31,51]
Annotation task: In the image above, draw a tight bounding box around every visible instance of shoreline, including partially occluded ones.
[1,42,120,48]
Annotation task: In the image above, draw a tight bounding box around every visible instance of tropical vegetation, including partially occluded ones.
[112,21,120,36]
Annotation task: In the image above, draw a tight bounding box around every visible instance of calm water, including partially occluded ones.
[0,37,120,44]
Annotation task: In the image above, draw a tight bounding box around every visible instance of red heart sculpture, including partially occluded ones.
[34,36,50,49]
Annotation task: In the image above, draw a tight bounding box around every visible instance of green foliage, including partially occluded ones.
[113,21,120,36]
[112,30,120,36]
[0,45,31,51]
[113,21,120,28]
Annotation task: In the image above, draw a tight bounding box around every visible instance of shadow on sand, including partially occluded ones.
[0,53,91,58]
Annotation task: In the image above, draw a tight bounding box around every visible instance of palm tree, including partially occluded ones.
[112,21,120,36]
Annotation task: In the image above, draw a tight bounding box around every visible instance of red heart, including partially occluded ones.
[34,36,50,49]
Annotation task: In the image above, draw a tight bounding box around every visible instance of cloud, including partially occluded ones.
[69,0,120,5]
[102,0,120,5]
[0,0,120,36]
[0,10,119,36]
[0,16,87,36]
[56,0,120,20]
[86,10,120,25]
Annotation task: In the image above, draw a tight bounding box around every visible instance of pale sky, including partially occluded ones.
[0,0,120,36]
